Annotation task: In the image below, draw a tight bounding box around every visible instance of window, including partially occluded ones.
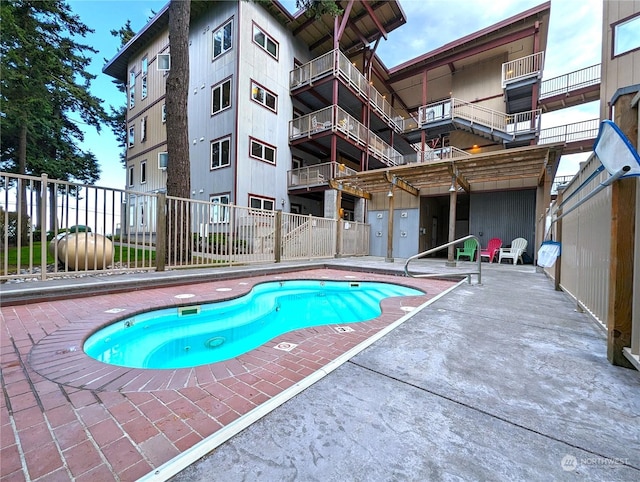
[210,194,230,223]
[158,152,168,170]
[140,160,147,184]
[140,116,147,142]
[139,203,145,226]
[141,57,148,99]
[162,103,166,123]
[250,195,274,211]
[251,81,277,112]
[253,24,278,59]
[213,20,232,59]
[128,125,135,147]
[613,14,640,56]
[129,70,135,108]
[157,53,170,71]
[250,138,276,164]
[211,78,231,114]
[128,166,134,187]
[210,137,231,169]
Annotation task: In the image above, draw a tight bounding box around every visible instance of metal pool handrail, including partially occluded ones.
[404,235,482,284]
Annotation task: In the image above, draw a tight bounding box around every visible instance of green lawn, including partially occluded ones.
[1,243,156,272]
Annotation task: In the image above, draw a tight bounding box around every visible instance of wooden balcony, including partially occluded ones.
[413,97,541,146]
[290,49,407,134]
[289,106,405,168]
[502,51,545,113]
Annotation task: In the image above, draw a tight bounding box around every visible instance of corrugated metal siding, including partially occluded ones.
[469,190,536,259]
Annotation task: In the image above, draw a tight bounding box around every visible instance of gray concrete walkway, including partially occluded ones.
[170,260,640,481]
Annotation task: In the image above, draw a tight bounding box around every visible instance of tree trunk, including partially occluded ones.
[165,0,191,264]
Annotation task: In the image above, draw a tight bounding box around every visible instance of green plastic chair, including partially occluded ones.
[456,238,477,261]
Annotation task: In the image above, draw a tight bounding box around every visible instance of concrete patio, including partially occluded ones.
[170,259,640,482]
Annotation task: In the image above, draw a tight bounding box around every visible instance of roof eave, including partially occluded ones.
[386,0,551,76]
[103,3,171,81]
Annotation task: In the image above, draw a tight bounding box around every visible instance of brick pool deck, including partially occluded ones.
[0,268,456,481]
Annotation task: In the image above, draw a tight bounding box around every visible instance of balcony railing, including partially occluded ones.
[538,118,599,145]
[389,146,471,165]
[287,161,358,189]
[540,64,601,99]
[417,97,541,139]
[417,146,471,162]
[502,51,545,87]
[289,106,403,167]
[290,49,406,134]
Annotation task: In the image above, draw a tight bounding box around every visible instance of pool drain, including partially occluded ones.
[205,336,226,348]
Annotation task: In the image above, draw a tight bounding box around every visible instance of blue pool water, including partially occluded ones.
[84,280,423,369]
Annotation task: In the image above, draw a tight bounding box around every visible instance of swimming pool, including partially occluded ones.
[84,280,423,369]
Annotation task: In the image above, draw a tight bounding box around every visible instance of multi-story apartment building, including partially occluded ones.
[104,0,595,261]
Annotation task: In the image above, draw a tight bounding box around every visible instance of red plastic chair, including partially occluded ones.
[480,238,502,263]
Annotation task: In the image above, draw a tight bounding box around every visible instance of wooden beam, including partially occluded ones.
[448,164,470,193]
[608,176,636,368]
[328,179,372,199]
[362,0,387,40]
[336,0,355,43]
[607,93,637,368]
[383,171,419,196]
[538,149,550,185]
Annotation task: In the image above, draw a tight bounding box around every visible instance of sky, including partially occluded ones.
[67,0,603,189]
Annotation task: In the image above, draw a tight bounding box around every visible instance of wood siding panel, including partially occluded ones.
[600,1,640,119]
[453,55,506,112]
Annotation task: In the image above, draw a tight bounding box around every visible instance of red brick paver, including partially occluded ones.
[0,269,455,481]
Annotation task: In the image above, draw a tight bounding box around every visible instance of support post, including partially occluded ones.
[274,210,282,263]
[335,188,342,258]
[155,193,166,271]
[386,187,394,262]
[40,174,48,281]
[607,92,638,368]
[554,187,564,291]
[446,183,457,266]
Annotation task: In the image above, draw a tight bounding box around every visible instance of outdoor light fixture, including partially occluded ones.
[449,184,456,192]
[387,189,394,197]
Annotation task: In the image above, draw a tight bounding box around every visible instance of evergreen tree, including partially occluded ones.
[0,0,108,231]
[106,20,135,167]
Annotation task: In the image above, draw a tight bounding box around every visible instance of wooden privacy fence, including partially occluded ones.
[0,172,369,282]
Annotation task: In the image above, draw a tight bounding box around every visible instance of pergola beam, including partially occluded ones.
[448,164,471,192]
[328,179,372,199]
[383,171,419,196]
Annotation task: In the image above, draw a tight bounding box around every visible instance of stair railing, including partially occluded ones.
[404,235,482,284]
